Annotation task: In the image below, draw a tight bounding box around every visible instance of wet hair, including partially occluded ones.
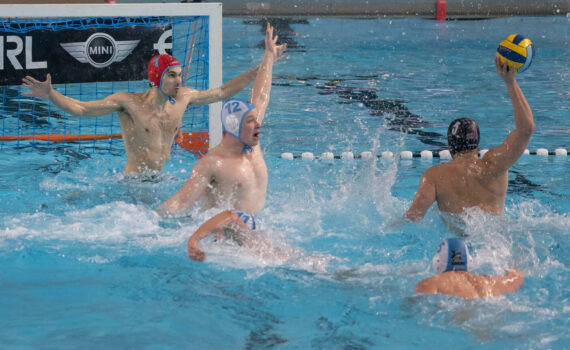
[447,118,480,155]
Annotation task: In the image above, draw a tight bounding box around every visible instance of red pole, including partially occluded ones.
[436,0,446,21]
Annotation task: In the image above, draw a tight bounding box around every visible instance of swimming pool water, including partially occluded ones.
[1,16,569,349]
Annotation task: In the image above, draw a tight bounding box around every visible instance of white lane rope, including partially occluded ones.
[280,148,568,160]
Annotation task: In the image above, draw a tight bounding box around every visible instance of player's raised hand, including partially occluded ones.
[22,74,53,98]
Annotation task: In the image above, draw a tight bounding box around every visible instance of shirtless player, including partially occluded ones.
[22,50,261,173]
[405,57,535,221]
[157,23,286,216]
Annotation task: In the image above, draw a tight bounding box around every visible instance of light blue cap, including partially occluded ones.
[221,98,256,142]
[233,210,256,230]
[432,238,472,273]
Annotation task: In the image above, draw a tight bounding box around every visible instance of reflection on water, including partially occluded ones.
[508,169,546,196]
[0,86,60,128]
[271,73,449,148]
[317,78,446,148]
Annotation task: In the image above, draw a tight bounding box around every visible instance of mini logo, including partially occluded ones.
[60,33,140,68]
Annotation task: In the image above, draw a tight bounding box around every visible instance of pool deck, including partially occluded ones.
[0,0,568,18]
[221,1,569,18]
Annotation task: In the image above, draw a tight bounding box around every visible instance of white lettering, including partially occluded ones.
[89,46,113,55]
[452,121,460,135]
[6,36,23,70]
[25,36,47,69]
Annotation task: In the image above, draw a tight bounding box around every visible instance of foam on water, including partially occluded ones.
[1,148,567,349]
[1,16,568,348]
[3,143,566,280]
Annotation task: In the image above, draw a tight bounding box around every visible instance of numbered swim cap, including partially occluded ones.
[432,238,472,274]
[447,118,480,155]
[221,98,256,140]
[232,210,256,230]
[221,98,256,153]
[147,54,181,89]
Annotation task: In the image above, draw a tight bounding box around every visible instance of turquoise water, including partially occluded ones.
[1,17,569,348]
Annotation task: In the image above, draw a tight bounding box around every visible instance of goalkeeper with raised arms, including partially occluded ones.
[22,40,261,174]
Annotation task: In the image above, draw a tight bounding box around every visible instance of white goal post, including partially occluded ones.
[0,3,223,149]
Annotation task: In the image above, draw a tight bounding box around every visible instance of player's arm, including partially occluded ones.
[180,65,260,106]
[483,57,535,175]
[405,169,437,222]
[156,158,213,217]
[490,268,524,296]
[22,74,124,116]
[250,22,286,125]
[187,210,246,261]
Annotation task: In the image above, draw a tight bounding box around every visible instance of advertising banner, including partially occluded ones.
[1,22,172,86]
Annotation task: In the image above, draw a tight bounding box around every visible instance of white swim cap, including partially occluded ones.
[432,238,472,274]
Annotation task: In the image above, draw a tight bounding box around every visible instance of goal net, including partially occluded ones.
[0,3,222,155]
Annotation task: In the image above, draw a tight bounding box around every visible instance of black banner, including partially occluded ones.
[1,23,172,86]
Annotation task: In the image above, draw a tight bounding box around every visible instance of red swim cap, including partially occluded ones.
[147,54,181,88]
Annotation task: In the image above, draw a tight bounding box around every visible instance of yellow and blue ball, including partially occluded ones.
[496,34,534,73]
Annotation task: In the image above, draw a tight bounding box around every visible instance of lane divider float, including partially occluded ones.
[281,148,568,160]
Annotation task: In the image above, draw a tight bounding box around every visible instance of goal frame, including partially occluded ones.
[0,3,223,148]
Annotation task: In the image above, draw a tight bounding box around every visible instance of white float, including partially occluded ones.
[438,150,452,159]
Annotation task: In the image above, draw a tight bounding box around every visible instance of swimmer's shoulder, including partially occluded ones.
[415,273,463,295]
[422,163,448,181]
[203,144,243,160]
[201,144,224,160]
[110,90,138,99]
[176,87,199,103]
[106,91,145,107]
[192,148,227,172]
[439,271,480,297]
[415,276,439,295]
[429,159,479,178]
